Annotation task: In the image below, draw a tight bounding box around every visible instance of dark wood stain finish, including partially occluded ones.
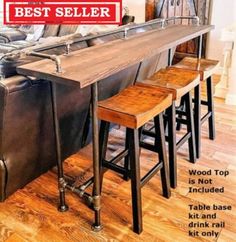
[17,25,213,88]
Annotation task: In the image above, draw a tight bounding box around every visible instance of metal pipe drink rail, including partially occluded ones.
[0,15,200,64]
[27,52,62,73]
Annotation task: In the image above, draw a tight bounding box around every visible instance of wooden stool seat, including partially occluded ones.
[98,83,172,129]
[142,68,200,100]
[140,67,201,188]
[98,83,172,233]
[171,57,218,157]
[171,57,220,80]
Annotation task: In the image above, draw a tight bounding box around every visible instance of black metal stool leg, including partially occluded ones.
[166,103,177,188]
[194,84,201,158]
[206,76,215,140]
[50,82,69,212]
[154,114,171,198]
[123,128,130,181]
[128,128,143,234]
[185,93,197,163]
[124,127,143,181]
[176,97,185,131]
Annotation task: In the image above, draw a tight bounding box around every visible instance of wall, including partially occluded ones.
[206,0,236,65]
[125,0,146,23]
[0,0,3,25]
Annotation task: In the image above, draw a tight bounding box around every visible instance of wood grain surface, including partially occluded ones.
[171,57,220,80]
[98,83,172,129]
[17,25,213,88]
[141,67,200,100]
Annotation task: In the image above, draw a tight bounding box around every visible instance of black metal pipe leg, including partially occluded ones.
[167,102,177,188]
[154,114,171,198]
[50,82,68,212]
[207,77,215,140]
[91,83,102,231]
[185,93,197,163]
[194,84,201,158]
[98,121,110,192]
[129,128,143,234]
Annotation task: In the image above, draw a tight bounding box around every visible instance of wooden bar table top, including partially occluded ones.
[17,24,214,88]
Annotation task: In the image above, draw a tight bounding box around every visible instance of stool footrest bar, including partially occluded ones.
[140,141,157,153]
[201,100,209,106]
[142,129,156,138]
[141,162,163,188]
[201,112,212,124]
[176,133,191,150]
[176,110,186,116]
[107,150,129,165]
[102,161,127,175]
[176,118,188,125]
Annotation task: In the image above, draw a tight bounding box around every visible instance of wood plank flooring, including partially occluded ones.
[0,76,235,242]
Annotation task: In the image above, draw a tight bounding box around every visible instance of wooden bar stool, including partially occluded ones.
[97,84,172,234]
[140,68,200,188]
[170,57,220,158]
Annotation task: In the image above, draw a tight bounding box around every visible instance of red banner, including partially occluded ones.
[4,0,122,25]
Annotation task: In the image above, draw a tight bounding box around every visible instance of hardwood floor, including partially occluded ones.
[0,76,235,242]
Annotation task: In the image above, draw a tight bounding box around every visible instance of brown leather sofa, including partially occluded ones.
[0,27,27,43]
[0,39,91,201]
[0,25,79,44]
[0,14,135,44]
[0,20,169,201]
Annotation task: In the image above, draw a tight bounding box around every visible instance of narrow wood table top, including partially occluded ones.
[17,24,214,88]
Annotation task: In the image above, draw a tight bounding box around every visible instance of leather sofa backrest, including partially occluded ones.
[42,25,60,38]
[130,20,168,81]
[40,39,88,55]
[87,32,123,47]
[58,25,79,37]
[87,32,140,101]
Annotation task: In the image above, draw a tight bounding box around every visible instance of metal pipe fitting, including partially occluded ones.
[194,16,200,26]
[161,19,166,29]
[124,27,129,39]
[65,40,73,55]
[27,51,62,73]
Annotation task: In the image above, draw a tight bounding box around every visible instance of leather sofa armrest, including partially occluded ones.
[0,30,26,43]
